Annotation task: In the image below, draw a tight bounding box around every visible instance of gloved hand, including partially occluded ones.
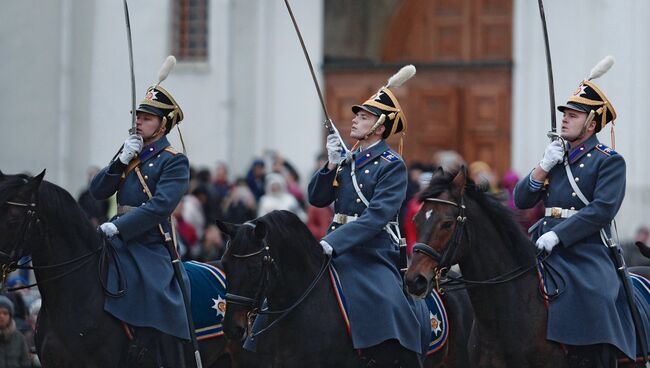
[118,135,144,164]
[326,134,343,164]
[320,240,333,256]
[99,222,119,237]
[536,231,559,253]
[539,140,564,172]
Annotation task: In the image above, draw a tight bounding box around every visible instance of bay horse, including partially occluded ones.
[404,168,567,367]
[216,209,472,367]
[0,170,234,367]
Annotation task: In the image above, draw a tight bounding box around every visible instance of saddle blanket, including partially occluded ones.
[183,261,227,340]
[328,265,448,355]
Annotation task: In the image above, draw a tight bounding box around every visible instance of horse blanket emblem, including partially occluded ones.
[183,261,227,340]
[328,265,448,354]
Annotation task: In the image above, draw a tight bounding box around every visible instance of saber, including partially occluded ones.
[282,0,348,153]
[537,0,557,140]
[123,0,137,135]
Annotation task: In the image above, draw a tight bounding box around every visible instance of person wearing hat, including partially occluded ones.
[308,65,429,366]
[514,58,639,367]
[90,60,190,366]
[0,295,31,368]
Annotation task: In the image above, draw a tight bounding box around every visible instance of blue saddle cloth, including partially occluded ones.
[628,273,650,359]
[183,261,227,340]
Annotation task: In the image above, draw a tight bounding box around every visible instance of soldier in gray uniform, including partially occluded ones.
[514,70,636,366]
[309,66,429,367]
[92,80,189,367]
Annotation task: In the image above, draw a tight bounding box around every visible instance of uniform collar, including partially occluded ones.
[139,136,170,162]
[568,134,599,164]
[353,140,389,168]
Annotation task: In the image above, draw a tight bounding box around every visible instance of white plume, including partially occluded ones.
[587,55,615,81]
[157,55,177,85]
[386,64,416,88]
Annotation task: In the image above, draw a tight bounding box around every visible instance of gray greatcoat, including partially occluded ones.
[90,136,190,340]
[308,140,430,354]
[514,134,644,359]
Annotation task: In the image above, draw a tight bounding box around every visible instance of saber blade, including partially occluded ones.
[123,0,136,134]
[537,0,556,134]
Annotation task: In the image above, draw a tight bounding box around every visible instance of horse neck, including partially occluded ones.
[265,237,326,309]
[459,204,544,324]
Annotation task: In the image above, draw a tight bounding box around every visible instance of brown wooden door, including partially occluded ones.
[324,0,512,177]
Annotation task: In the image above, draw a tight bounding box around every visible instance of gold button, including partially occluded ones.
[149,163,154,167]
[580,147,584,150]
[142,189,146,192]
[149,147,154,151]
[374,161,378,165]
[570,207,575,210]
[157,154,161,157]
[356,198,361,203]
[572,192,576,197]
[587,153,591,157]
[144,175,149,179]
[366,153,371,157]
[364,169,370,174]
[359,183,363,188]
[579,164,584,168]
[574,177,579,182]
[543,221,547,225]
[331,226,336,230]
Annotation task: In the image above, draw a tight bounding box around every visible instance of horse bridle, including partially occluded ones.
[0,199,40,283]
[412,195,554,294]
[224,222,332,339]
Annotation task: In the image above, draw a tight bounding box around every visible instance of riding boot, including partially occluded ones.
[360,339,423,368]
[566,344,618,368]
[130,327,187,368]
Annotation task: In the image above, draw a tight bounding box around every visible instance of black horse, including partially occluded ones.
[404,168,567,367]
[0,171,234,367]
[217,209,474,368]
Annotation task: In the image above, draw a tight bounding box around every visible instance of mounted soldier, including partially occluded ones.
[91,57,190,367]
[514,57,645,367]
[308,65,430,367]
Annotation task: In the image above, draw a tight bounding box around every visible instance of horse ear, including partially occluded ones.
[215,220,239,238]
[22,169,46,193]
[254,221,268,240]
[451,165,467,197]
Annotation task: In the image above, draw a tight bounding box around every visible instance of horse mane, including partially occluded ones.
[37,180,96,239]
[255,210,321,259]
[420,170,536,265]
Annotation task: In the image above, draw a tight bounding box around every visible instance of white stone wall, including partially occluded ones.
[513,0,650,238]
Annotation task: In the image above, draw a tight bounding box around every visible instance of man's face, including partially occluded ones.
[136,111,164,140]
[0,308,10,329]
[351,110,379,140]
[560,108,594,142]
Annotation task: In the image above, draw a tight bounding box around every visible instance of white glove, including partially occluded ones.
[539,140,564,172]
[99,222,119,237]
[536,231,559,253]
[320,240,333,256]
[118,135,144,164]
[326,134,343,164]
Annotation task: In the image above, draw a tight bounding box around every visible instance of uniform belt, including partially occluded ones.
[544,207,578,219]
[333,213,359,224]
[116,205,137,216]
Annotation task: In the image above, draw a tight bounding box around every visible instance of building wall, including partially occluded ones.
[1,0,323,197]
[512,0,650,237]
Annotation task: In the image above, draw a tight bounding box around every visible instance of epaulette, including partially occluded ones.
[595,144,617,156]
[164,147,179,155]
[380,151,400,162]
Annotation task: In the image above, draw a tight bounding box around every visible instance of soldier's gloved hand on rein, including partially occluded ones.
[539,140,564,172]
[536,231,559,253]
[320,240,333,256]
[326,134,343,164]
[118,135,144,164]
[99,222,119,237]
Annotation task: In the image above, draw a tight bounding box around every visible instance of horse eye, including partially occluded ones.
[440,221,454,230]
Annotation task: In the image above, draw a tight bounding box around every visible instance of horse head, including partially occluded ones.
[0,170,45,269]
[405,167,469,298]
[217,218,275,341]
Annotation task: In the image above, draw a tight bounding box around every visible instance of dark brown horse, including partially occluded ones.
[404,168,566,368]
[0,170,238,367]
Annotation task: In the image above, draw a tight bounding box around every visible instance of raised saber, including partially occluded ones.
[123,0,137,135]
[538,0,561,145]
[282,0,348,153]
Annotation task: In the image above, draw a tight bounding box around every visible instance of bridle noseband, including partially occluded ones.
[0,199,40,283]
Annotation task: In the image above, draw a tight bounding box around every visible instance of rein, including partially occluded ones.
[414,196,560,295]
[225,223,332,339]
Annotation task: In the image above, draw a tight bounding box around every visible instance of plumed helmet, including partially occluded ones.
[136,56,184,135]
[557,56,616,133]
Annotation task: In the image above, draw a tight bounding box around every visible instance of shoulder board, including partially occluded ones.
[164,147,179,155]
[380,151,400,163]
[595,144,617,156]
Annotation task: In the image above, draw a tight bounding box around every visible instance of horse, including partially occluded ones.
[0,170,235,367]
[404,168,567,367]
[217,209,473,367]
